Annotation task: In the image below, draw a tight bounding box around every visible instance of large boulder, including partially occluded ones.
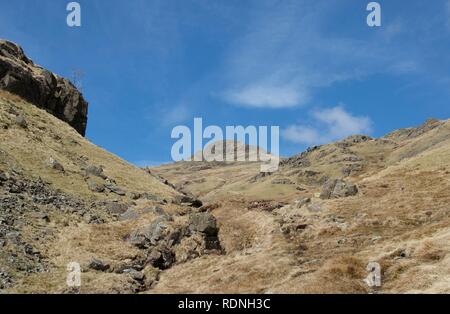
[188,213,218,236]
[320,179,358,199]
[0,40,88,136]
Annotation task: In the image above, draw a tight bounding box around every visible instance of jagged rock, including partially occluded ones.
[198,203,220,213]
[47,158,64,172]
[15,115,27,128]
[0,269,13,290]
[247,200,286,212]
[143,206,173,221]
[105,184,126,196]
[123,269,145,281]
[105,202,128,215]
[142,266,160,289]
[0,171,9,182]
[307,202,323,212]
[128,217,170,248]
[147,245,176,270]
[84,165,107,179]
[0,40,88,135]
[294,197,311,209]
[142,193,162,202]
[30,212,50,223]
[385,118,443,141]
[127,192,141,200]
[119,208,140,221]
[188,213,218,236]
[86,179,105,193]
[320,180,340,199]
[249,171,272,183]
[141,218,170,244]
[173,194,203,208]
[88,258,110,272]
[320,179,358,199]
[271,178,294,185]
[336,135,372,148]
[342,163,364,177]
[174,233,206,263]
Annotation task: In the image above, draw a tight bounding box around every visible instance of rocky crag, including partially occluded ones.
[0,40,88,136]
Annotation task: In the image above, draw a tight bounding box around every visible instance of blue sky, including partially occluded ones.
[1,0,450,165]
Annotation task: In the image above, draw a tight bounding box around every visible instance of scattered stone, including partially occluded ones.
[143,206,173,221]
[336,135,372,148]
[15,115,27,128]
[24,243,40,256]
[307,202,323,212]
[85,165,107,179]
[105,202,128,215]
[147,245,176,270]
[31,212,50,223]
[342,163,364,177]
[320,179,358,199]
[128,217,169,248]
[141,218,170,244]
[119,208,140,221]
[271,178,294,185]
[105,184,126,196]
[199,203,220,213]
[174,233,206,263]
[294,197,311,209]
[88,258,110,272]
[47,158,64,172]
[127,192,141,200]
[247,200,286,212]
[173,194,203,208]
[86,179,105,193]
[189,213,218,236]
[141,193,159,201]
[142,266,160,288]
[332,180,358,198]
[123,269,145,281]
[0,171,9,182]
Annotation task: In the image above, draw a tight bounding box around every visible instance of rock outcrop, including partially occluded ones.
[0,40,88,135]
[320,179,358,199]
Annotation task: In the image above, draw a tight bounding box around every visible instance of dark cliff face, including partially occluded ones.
[0,40,88,136]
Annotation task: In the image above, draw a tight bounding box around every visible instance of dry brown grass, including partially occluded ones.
[2,91,450,293]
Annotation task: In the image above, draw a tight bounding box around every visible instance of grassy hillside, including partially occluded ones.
[1,89,450,293]
[151,119,450,293]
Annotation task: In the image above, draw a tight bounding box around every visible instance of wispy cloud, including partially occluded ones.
[282,106,372,145]
[157,103,192,126]
[223,84,308,108]
[218,0,422,108]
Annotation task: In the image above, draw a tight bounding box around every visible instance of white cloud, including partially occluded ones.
[283,125,324,145]
[158,104,191,126]
[282,106,372,145]
[218,0,428,108]
[223,84,309,108]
